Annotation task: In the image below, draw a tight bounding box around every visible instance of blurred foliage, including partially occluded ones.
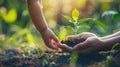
[0,0,120,52]
[0,8,17,24]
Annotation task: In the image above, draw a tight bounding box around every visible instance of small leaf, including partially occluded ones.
[78,18,92,24]
[63,15,74,22]
[63,15,72,20]
[109,43,119,58]
[77,25,90,33]
[65,26,74,31]
[79,25,90,29]
[112,43,119,50]
[93,19,108,30]
[4,8,17,24]
[59,28,67,40]
[72,8,79,21]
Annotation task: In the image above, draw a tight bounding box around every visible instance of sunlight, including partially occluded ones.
[48,19,57,29]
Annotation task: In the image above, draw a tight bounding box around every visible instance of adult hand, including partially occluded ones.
[41,28,59,50]
[58,32,97,53]
[72,36,105,54]
[59,32,107,54]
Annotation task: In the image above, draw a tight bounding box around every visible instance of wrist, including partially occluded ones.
[101,36,120,50]
[40,27,49,34]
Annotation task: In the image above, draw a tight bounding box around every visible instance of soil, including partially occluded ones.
[61,38,86,47]
[0,39,120,67]
[0,49,120,67]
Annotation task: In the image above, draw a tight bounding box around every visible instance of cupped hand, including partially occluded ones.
[72,36,105,54]
[41,28,59,50]
[58,32,107,54]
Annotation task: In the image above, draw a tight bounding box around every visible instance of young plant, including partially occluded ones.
[63,8,81,34]
[63,8,108,66]
[64,9,108,35]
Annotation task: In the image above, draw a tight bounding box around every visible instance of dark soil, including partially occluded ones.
[0,39,120,67]
[61,38,86,47]
[0,49,120,67]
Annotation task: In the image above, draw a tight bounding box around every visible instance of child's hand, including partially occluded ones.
[41,28,59,50]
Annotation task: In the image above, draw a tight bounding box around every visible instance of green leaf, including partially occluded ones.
[78,18,92,24]
[63,15,72,20]
[77,25,90,33]
[63,15,74,22]
[79,25,90,29]
[72,8,79,21]
[4,8,17,24]
[111,43,119,50]
[112,14,120,22]
[65,26,74,31]
[0,8,17,24]
[59,28,67,40]
[109,43,119,58]
[93,19,108,30]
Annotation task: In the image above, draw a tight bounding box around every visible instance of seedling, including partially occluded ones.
[63,8,107,35]
[62,8,108,66]
[62,8,108,47]
[63,8,83,35]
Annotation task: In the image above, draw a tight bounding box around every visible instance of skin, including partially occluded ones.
[59,32,120,54]
[27,0,59,50]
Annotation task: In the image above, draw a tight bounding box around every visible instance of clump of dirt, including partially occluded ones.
[61,38,86,47]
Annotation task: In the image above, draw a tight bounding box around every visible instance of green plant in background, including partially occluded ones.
[0,8,17,24]
[101,10,120,34]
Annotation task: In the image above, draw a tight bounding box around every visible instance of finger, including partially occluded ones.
[67,34,82,40]
[50,34,59,43]
[73,41,89,51]
[57,44,72,52]
[49,41,59,50]
[43,37,58,50]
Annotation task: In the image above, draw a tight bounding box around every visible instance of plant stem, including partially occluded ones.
[73,21,79,34]
[70,21,79,67]
[0,21,2,34]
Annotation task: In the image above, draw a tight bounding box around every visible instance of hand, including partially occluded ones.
[41,28,59,50]
[59,32,107,54]
[72,36,105,54]
[58,32,97,52]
